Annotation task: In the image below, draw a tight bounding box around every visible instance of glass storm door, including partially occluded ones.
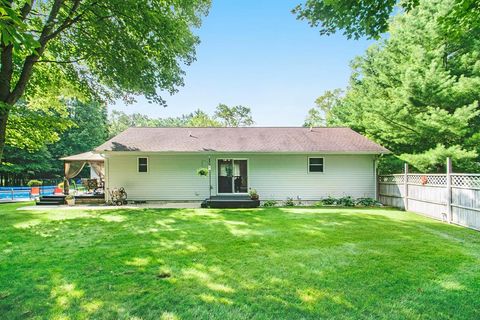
[217,159,248,194]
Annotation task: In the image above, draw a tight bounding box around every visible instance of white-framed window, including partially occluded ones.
[308,157,324,173]
[138,157,148,173]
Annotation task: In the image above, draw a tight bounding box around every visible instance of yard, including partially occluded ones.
[1,203,479,319]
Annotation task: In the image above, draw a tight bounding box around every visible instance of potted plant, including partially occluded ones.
[65,195,75,206]
[196,167,209,176]
[249,188,259,200]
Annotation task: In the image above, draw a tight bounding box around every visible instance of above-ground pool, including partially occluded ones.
[0,186,56,201]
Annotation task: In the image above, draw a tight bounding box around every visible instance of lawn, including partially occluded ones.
[1,203,479,319]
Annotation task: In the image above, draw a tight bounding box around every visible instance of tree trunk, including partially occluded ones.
[0,107,9,162]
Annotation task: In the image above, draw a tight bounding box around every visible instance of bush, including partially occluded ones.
[319,196,337,205]
[196,168,209,176]
[27,179,43,187]
[337,196,355,207]
[317,196,380,207]
[263,200,277,207]
[356,197,382,207]
[284,197,295,207]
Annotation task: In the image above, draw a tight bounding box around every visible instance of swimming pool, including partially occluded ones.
[0,186,56,201]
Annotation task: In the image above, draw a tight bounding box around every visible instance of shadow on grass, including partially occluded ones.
[0,204,479,319]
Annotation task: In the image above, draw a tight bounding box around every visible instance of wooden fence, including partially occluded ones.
[378,160,480,231]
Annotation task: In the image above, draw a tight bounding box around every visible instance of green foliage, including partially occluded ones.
[187,109,222,127]
[293,0,473,40]
[400,144,478,172]
[26,179,42,187]
[196,168,209,176]
[355,198,382,207]
[325,0,480,173]
[108,104,255,137]
[1,99,108,185]
[248,188,259,200]
[214,104,254,127]
[284,197,295,207]
[262,200,278,207]
[316,196,381,207]
[293,0,418,39]
[304,89,343,127]
[2,203,480,318]
[0,0,211,160]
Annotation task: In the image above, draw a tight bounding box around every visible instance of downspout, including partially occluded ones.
[208,156,212,199]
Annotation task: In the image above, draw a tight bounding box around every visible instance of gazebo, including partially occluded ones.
[59,151,104,195]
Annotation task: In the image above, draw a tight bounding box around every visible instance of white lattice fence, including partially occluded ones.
[378,172,480,231]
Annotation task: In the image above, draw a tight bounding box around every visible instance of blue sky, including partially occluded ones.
[111,0,373,126]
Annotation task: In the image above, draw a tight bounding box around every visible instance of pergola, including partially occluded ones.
[59,151,104,194]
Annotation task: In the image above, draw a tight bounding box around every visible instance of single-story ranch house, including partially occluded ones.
[95,127,389,202]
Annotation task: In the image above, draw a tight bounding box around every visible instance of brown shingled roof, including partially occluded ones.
[95,127,389,153]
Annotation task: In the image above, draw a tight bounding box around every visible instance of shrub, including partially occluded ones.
[356,197,382,207]
[320,196,337,205]
[263,200,277,207]
[337,196,355,207]
[249,188,259,200]
[196,168,209,176]
[27,179,43,187]
[284,197,295,207]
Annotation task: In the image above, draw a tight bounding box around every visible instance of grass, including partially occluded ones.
[1,203,480,319]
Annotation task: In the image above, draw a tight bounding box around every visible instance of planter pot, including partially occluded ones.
[66,199,75,206]
[250,196,259,201]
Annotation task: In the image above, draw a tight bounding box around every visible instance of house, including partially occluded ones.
[95,127,389,203]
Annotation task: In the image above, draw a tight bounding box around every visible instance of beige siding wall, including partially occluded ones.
[105,153,376,201]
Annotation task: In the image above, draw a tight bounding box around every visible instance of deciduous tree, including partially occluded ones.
[0,0,210,160]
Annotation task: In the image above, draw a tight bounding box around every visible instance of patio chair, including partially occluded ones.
[30,187,40,198]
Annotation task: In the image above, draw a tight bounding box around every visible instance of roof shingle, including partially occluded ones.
[95,127,389,153]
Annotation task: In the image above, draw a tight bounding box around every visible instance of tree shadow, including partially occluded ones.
[0,205,479,319]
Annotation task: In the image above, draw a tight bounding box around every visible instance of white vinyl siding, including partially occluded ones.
[105,153,376,201]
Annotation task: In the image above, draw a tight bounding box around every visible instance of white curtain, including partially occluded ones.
[63,161,86,194]
[89,161,105,179]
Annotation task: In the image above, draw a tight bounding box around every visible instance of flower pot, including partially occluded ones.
[250,195,259,201]
[66,199,75,206]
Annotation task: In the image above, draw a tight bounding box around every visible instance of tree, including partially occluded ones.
[0,0,210,160]
[108,103,254,137]
[293,0,478,39]
[187,109,222,127]
[327,0,480,172]
[1,99,107,185]
[303,89,343,127]
[214,104,254,127]
[49,99,108,159]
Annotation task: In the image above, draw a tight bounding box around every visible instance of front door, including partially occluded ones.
[217,159,248,194]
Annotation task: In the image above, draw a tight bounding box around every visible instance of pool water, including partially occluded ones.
[0,186,56,200]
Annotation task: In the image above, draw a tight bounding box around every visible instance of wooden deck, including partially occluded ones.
[202,195,260,208]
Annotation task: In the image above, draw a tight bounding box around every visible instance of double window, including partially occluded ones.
[138,157,148,173]
[308,157,324,173]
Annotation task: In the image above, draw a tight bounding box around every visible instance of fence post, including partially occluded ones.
[446,157,452,223]
[11,188,14,200]
[404,163,409,211]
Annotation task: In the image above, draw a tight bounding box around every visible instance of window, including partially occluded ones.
[308,157,324,173]
[138,157,148,173]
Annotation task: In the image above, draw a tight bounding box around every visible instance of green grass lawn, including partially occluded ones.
[1,203,480,319]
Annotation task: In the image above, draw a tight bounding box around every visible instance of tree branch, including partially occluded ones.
[19,0,35,21]
[7,0,64,104]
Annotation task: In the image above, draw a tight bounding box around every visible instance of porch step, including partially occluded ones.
[36,200,65,205]
[202,196,260,208]
[36,195,66,205]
